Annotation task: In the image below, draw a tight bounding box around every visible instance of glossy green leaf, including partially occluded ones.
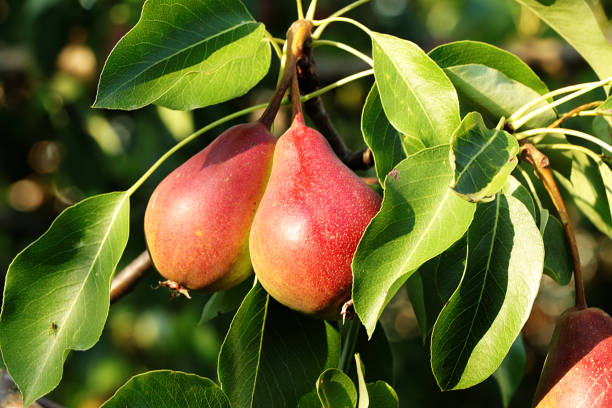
[429,41,554,128]
[406,238,467,338]
[371,33,460,147]
[513,0,612,80]
[431,194,544,390]
[451,112,519,202]
[444,65,555,128]
[540,211,572,285]
[0,192,130,406]
[218,283,340,408]
[552,151,612,238]
[101,370,230,408]
[365,382,399,408]
[361,84,410,185]
[316,369,357,408]
[94,0,270,110]
[199,277,253,325]
[492,336,527,408]
[297,390,321,408]
[502,176,536,219]
[353,145,476,337]
[355,354,368,408]
[429,41,549,95]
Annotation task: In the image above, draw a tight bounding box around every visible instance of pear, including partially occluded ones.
[144,121,276,292]
[532,306,612,407]
[248,113,381,319]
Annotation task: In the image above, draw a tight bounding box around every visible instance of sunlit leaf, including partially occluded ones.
[94,0,270,110]
[371,33,460,147]
[513,0,612,80]
[431,194,543,390]
[101,370,230,408]
[353,145,475,337]
[451,112,519,202]
[316,369,357,408]
[0,192,130,406]
[218,283,340,408]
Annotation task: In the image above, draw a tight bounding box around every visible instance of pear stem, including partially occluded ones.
[296,36,374,170]
[547,101,603,129]
[258,19,313,129]
[520,142,586,309]
[291,71,303,118]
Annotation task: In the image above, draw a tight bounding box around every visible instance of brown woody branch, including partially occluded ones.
[520,141,586,309]
[548,101,603,129]
[110,250,152,304]
[296,37,373,171]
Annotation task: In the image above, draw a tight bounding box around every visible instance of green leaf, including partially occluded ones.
[513,0,612,81]
[540,211,572,285]
[0,192,130,406]
[429,41,554,128]
[451,112,519,202]
[353,145,476,337]
[354,354,368,408]
[101,370,230,408]
[552,151,612,238]
[316,369,357,408]
[365,382,399,408]
[492,336,527,408]
[502,176,536,219]
[445,66,556,128]
[361,84,410,185]
[371,33,460,147]
[431,194,544,390]
[218,283,340,408]
[199,277,253,325]
[94,0,270,110]
[429,41,550,95]
[297,390,321,408]
[406,238,467,338]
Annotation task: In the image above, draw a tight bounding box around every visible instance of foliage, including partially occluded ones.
[1,0,612,407]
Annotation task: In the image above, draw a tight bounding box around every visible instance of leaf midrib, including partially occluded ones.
[27,194,127,399]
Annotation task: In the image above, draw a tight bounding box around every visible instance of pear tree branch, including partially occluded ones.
[296,34,373,171]
[110,250,152,304]
[519,141,586,309]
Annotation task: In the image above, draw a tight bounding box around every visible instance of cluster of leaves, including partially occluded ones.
[1,0,612,407]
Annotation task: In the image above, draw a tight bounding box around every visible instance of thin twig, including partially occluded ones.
[110,251,152,304]
[548,101,603,128]
[296,38,374,170]
[520,142,586,309]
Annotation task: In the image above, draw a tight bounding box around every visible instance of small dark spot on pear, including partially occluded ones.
[50,322,58,334]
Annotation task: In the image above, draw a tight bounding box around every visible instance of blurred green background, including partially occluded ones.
[1,0,611,406]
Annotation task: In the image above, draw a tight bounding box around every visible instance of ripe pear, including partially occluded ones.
[144,121,276,291]
[532,307,612,407]
[249,113,381,319]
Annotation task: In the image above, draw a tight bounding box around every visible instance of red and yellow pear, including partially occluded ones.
[144,120,276,292]
[532,306,612,407]
[249,112,381,319]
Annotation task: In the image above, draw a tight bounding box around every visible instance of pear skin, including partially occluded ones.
[144,121,276,291]
[533,307,612,407]
[249,113,381,319]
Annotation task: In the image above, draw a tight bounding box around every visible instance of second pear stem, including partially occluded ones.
[520,142,586,309]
